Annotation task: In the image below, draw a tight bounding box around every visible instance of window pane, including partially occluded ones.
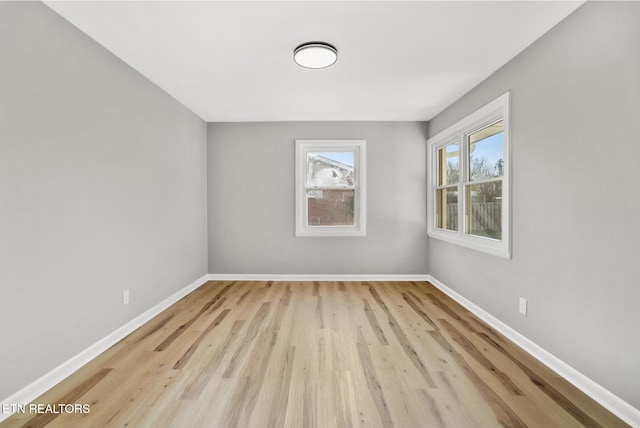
[437,142,459,185]
[307,152,354,187]
[469,120,504,181]
[307,189,354,226]
[435,187,458,231]
[466,181,502,239]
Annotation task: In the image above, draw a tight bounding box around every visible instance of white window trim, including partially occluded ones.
[295,139,366,237]
[427,92,511,259]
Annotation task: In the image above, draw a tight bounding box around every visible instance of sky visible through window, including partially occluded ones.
[470,132,503,174]
[315,152,354,167]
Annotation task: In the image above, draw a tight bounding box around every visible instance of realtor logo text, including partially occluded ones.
[2,403,91,414]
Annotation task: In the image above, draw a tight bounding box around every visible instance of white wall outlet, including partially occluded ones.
[519,297,527,316]
[123,289,130,306]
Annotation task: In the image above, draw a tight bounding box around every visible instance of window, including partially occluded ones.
[295,140,366,237]
[427,92,510,258]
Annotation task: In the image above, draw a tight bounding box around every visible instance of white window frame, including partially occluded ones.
[295,139,366,237]
[427,92,511,259]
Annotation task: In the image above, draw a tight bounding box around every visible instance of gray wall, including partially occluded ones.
[0,3,208,400]
[208,122,428,275]
[3,0,636,414]
[427,2,640,408]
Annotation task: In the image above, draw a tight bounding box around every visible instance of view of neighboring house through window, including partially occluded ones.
[306,152,355,226]
[428,92,510,259]
[295,140,366,237]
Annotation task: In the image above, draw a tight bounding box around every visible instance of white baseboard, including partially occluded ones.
[0,274,210,423]
[6,273,635,426]
[207,273,430,282]
[426,274,640,427]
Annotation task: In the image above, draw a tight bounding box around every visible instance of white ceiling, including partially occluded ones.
[44,1,583,122]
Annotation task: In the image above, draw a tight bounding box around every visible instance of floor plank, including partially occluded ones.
[0,281,629,428]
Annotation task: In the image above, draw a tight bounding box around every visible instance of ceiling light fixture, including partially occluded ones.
[294,42,338,69]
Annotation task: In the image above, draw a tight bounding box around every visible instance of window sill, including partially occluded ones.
[427,229,511,259]
[296,227,367,238]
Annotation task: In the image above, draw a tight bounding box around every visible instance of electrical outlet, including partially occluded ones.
[519,297,527,316]
[123,289,130,306]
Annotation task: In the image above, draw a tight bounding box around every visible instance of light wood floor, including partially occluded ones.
[1,281,628,427]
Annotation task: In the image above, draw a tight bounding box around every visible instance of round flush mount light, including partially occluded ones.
[294,42,338,69]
